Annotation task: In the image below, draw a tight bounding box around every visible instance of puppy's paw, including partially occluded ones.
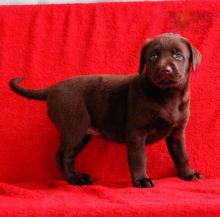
[133,178,154,188]
[68,173,93,186]
[178,171,204,181]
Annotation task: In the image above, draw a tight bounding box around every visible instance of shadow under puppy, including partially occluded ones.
[10,33,203,188]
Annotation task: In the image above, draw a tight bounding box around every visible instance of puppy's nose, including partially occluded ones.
[160,65,173,75]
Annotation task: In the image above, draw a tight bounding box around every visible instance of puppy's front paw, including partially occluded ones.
[133,178,154,188]
[178,171,204,181]
[68,172,93,186]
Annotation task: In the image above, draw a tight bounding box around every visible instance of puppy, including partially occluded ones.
[10,33,203,188]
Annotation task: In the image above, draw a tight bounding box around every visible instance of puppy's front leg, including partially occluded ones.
[166,128,203,180]
[127,132,154,188]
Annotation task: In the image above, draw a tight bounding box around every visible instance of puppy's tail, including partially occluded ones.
[9,77,49,100]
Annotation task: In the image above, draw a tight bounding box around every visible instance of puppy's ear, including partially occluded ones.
[138,39,152,75]
[190,45,202,71]
[182,37,202,72]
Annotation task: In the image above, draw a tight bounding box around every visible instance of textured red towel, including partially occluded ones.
[0,179,220,217]
[0,1,220,216]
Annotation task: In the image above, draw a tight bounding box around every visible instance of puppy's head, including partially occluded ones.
[139,33,201,89]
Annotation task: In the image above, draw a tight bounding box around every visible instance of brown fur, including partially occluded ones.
[9,33,203,187]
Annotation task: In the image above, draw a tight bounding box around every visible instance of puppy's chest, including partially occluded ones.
[144,100,186,144]
[159,101,182,124]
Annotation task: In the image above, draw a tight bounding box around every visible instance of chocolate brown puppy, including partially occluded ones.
[10,33,203,188]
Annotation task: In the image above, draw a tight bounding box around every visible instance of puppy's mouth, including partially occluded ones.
[155,79,181,88]
[159,79,176,85]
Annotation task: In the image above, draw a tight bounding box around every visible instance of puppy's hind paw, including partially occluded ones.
[133,178,155,188]
[68,172,93,186]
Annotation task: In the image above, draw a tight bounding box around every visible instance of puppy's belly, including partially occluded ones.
[86,127,101,136]
[86,126,173,144]
[145,128,172,144]
[86,126,125,143]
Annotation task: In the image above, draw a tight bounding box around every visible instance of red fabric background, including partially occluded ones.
[0,1,220,216]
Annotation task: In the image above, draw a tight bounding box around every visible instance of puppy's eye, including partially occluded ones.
[150,54,158,62]
[173,52,184,61]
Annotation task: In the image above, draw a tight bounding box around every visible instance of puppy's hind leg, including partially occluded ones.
[57,111,93,186]
[57,134,93,186]
[56,135,92,171]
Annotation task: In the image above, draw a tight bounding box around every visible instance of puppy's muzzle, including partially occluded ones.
[154,65,178,87]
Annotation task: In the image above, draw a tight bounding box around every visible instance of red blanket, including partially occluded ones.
[1,1,220,216]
